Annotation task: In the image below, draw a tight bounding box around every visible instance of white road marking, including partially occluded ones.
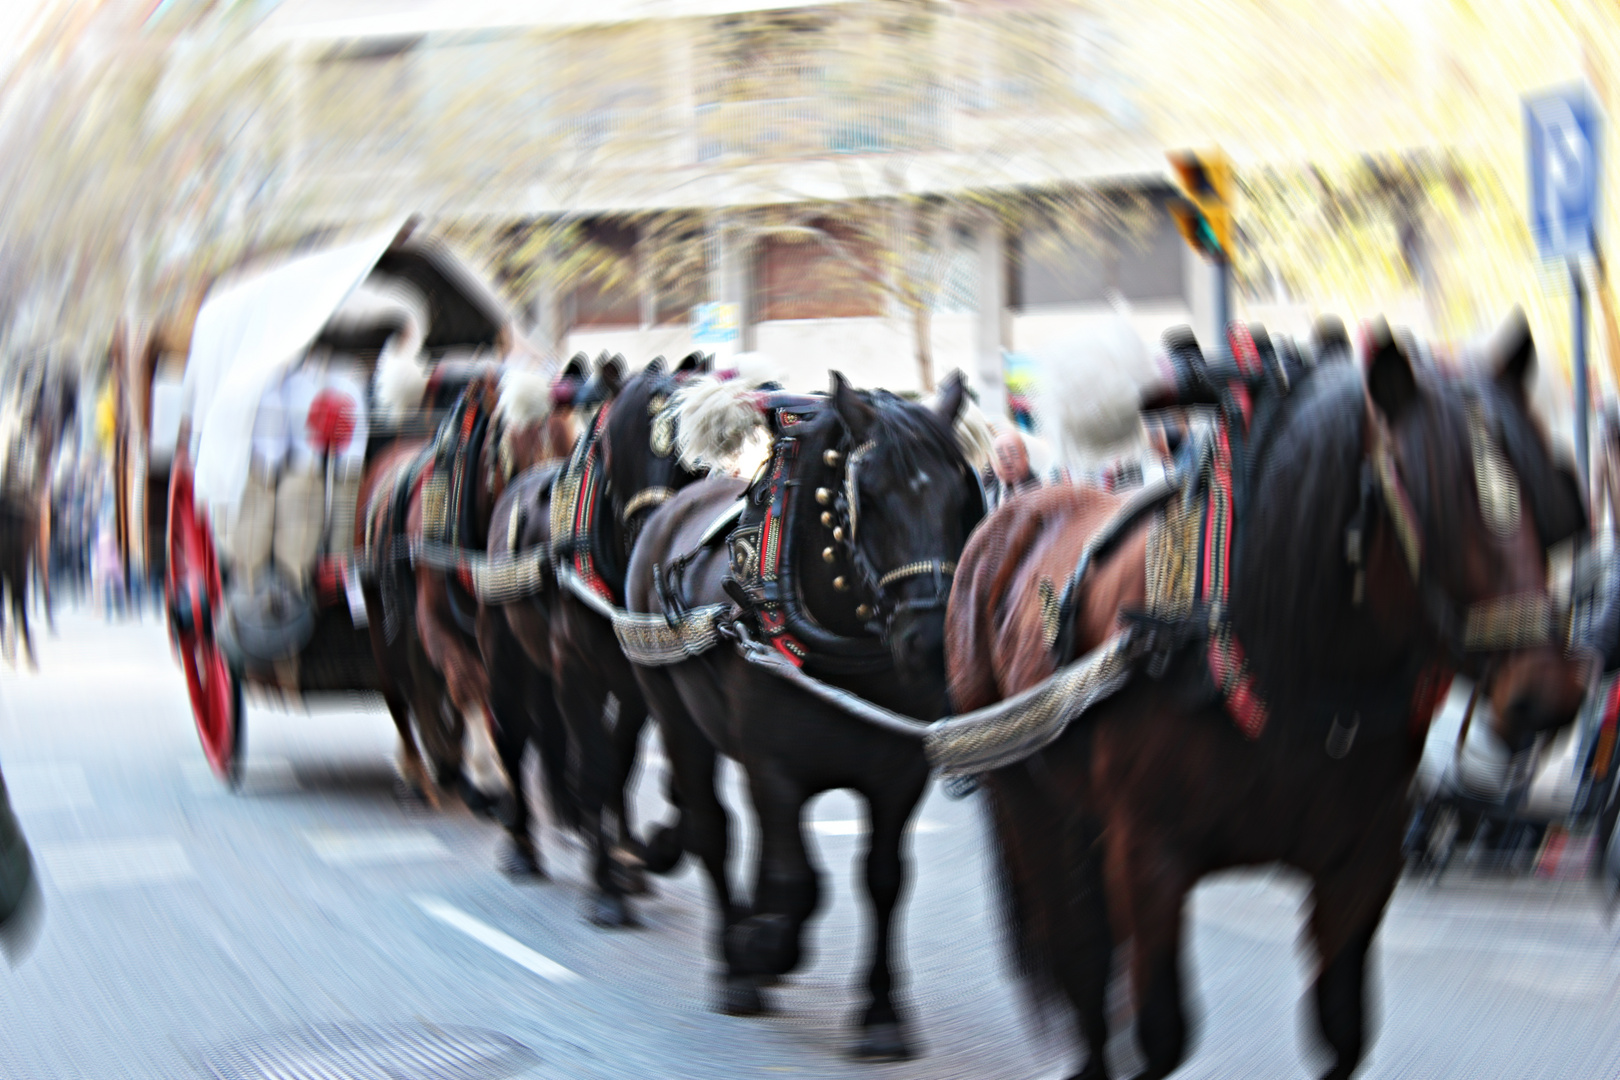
[37,837,194,893]
[306,828,450,866]
[812,819,945,837]
[6,763,93,812]
[182,757,300,796]
[415,896,580,984]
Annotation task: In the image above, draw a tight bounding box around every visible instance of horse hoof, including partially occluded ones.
[642,824,684,875]
[458,778,502,821]
[612,861,651,897]
[727,913,794,976]
[720,976,767,1016]
[851,1022,911,1062]
[587,893,637,929]
[498,841,546,880]
[392,776,432,809]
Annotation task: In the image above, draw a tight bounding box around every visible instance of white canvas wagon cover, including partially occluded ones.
[180,224,517,522]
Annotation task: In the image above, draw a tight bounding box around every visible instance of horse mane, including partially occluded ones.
[1229,360,1381,706]
[864,389,963,471]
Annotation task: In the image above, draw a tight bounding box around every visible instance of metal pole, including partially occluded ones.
[1574,258,1591,492]
[1214,255,1231,351]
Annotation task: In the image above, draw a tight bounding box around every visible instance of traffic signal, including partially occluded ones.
[1169,150,1232,260]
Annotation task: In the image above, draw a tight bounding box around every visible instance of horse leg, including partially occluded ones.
[489,672,543,878]
[1308,849,1402,1079]
[648,680,752,1011]
[606,693,651,896]
[383,687,437,808]
[552,664,635,928]
[1057,817,1115,1080]
[732,764,818,986]
[532,676,583,836]
[850,764,929,1061]
[9,564,33,669]
[1110,826,1194,1080]
[416,582,507,816]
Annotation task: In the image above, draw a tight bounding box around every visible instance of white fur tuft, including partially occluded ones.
[371,339,430,421]
[1029,316,1158,474]
[495,367,554,430]
[673,374,769,472]
[947,396,999,472]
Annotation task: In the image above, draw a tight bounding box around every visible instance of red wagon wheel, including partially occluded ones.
[166,455,243,788]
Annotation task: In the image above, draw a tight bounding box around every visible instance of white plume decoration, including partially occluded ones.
[673,375,769,472]
[1029,315,1158,473]
[371,334,430,421]
[948,395,999,473]
[495,366,554,430]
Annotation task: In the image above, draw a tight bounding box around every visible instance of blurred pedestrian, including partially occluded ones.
[92,516,123,619]
[987,430,1040,509]
[1593,402,1620,542]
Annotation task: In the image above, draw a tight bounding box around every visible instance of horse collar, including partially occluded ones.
[548,403,619,604]
[725,431,890,673]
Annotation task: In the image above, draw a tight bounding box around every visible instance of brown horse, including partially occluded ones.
[946,316,1589,1080]
[358,365,565,812]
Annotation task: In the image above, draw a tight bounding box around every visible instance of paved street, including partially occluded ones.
[0,606,1617,1079]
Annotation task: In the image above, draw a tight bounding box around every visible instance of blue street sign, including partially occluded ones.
[691,302,739,344]
[1526,86,1602,259]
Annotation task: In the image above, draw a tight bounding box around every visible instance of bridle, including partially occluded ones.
[815,435,963,635]
[1349,387,1559,676]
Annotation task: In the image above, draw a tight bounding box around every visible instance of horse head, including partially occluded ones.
[1364,312,1588,751]
[801,370,984,688]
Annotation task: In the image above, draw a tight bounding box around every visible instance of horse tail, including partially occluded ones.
[978,751,1108,1036]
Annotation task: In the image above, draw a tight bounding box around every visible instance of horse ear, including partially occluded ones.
[830,371,877,440]
[1366,318,1418,422]
[933,369,968,426]
[562,353,589,381]
[1311,316,1351,365]
[599,355,626,395]
[645,355,667,376]
[674,351,707,377]
[1491,306,1535,394]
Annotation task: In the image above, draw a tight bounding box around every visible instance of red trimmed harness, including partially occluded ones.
[560,402,619,605]
[1200,326,1452,740]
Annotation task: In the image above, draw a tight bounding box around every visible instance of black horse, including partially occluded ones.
[489,353,711,925]
[624,371,983,1059]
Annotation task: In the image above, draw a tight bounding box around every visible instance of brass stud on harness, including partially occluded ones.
[823,547,837,563]
[816,487,832,505]
[820,511,834,527]
[824,449,842,467]
[856,603,873,620]
[832,526,845,542]
[833,576,849,591]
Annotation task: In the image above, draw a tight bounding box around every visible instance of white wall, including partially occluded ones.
[1011,301,1198,357]
[566,311,980,395]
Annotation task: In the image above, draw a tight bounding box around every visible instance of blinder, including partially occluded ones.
[1355,387,1566,668]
